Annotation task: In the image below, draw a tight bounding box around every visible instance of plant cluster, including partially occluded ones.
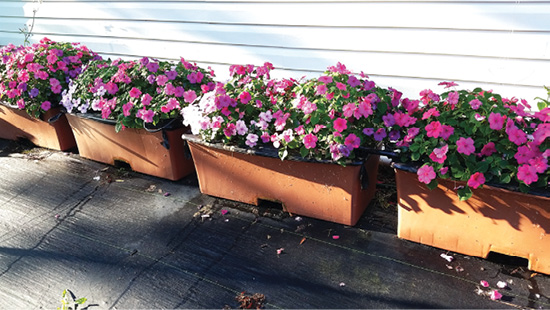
[391,83,550,199]
[0,37,100,117]
[62,57,215,131]
[183,62,399,164]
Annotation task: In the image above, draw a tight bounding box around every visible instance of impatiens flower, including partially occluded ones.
[245,133,259,147]
[236,120,248,135]
[467,172,485,189]
[438,81,458,88]
[137,108,154,123]
[373,128,386,141]
[318,75,332,84]
[440,167,448,175]
[469,99,482,110]
[507,127,527,146]
[488,112,506,130]
[344,133,361,149]
[333,118,347,132]
[474,113,485,121]
[129,87,142,99]
[422,107,440,120]
[303,133,318,149]
[342,103,357,118]
[417,165,436,184]
[382,113,395,127]
[429,144,448,164]
[41,100,51,111]
[447,91,459,106]
[122,102,133,116]
[239,91,252,104]
[183,90,198,103]
[223,123,237,137]
[529,157,548,174]
[480,142,496,156]
[315,84,327,95]
[456,137,475,155]
[146,62,159,72]
[425,121,442,138]
[363,128,374,136]
[141,93,153,106]
[440,125,454,140]
[517,164,538,185]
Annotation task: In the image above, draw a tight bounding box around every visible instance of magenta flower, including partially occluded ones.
[507,127,527,146]
[440,167,449,175]
[303,133,318,149]
[480,142,496,156]
[440,125,454,140]
[122,102,133,116]
[41,100,51,111]
[336,82,347,91]
[373,128,387,141]
[467,172,485,189]
[517,164,538,185]
[333,118,347,132]
[425,121,442,138]
[344,133,361,149]
[417,165,436,184]
[363,128,374,136]
[156,75,168,86]
[129,87,142,99]
[315,84,327,95]
[488,112,506,130]
[342,103,357,118]
[347,75,360,87]
[447,91,459,106]
[318,76,333,84]
[422,107,440,120]
[239,91,252,104]
[429,144,448,164]
[146,62,159,72]
[438,81,458,88]
[183,90,197,103]
[456,137,475,155]
[141,93,153,106]
[529,157,548,174]
[469,99,482,110]
[223,123,237,137]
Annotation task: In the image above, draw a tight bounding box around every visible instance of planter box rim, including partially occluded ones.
[393,162,550,198]
[183,134,375,165]
[71,112,184,131]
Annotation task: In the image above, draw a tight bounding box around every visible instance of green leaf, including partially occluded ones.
[457,187,473,201]
[426,179,439,190]
[75,297,87,305]
[115,122,122,133]
[300,146,309,158]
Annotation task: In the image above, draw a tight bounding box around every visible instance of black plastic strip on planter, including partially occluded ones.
[47,112,63,123]
[182,134,372,166]
[392,162,550,198]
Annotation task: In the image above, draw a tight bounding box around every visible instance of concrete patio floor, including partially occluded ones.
[0,138,549,309]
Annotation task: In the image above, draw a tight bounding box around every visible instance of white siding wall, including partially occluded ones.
[1,0,549,102]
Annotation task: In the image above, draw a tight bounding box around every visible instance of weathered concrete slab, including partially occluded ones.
[0,139,549,309]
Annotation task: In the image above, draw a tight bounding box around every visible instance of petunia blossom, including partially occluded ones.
[425,121,442,138]
[517,164,538,185]
[333,118,347,132]
[303,133,318,149]
[429,144,448,164]
[344,133,361,149]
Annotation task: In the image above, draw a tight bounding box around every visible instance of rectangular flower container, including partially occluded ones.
[394,163,550,275]
[0,103,76,151]
[66,114,194,181]
[183,134,380,226]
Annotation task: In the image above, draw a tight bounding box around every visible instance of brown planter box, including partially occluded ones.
[0,104,76,151]
[184,135,380,226]
[66,114,194,181]
[395,164,550,275]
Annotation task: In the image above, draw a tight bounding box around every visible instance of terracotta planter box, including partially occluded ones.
[66,114,194,181]
[394,163,550,275]
[0,104,76,151]
[183,135,380,226]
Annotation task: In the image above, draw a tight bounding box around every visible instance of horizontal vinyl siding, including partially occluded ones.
[1,0,549,102]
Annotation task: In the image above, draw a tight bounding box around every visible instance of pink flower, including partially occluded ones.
[122,102,133,116]
[490,290,503,301]
[223,123,236,137]
[315,84,327,95]
[447,91,459,106]
[156,75,168,86]
[507,127,527,146]
[344,133,361,149]
[146,62,159,72]
[517,164,538,185]
[467,172,485,189]
[183,90,197,103]
[440,125,454,140]
[429,144,448,164]
[425,121,442,138]
[438,81,458,88]
[129,87,142,99]
[41,100,51,111]
[342,103,357,118]
[529,157,548,174]
[469,99,482,110]
[456,137,475,155]
[303,133,318,149]
[488,112,506,130]
[239,91,252,104]
[141,93,152,106]
[422,107,440,120]
[246,133,259,148]
[137,109,154,123]
[333,118,347,132]
[318,76,332,84]
[336,82,346,90]
[417,165,436,184]
[363,128,374,136]
[480,142,496,156]
[440,167,448,175]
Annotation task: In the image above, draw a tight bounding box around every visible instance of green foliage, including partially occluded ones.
[58,289,87,310]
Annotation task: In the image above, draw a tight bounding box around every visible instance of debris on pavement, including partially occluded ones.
[235,292,266,309]
[440,253,454,262]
